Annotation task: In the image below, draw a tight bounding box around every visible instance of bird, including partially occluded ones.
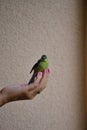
[28,55,49,84]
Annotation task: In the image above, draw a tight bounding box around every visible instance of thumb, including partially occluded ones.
[34,72,42,85]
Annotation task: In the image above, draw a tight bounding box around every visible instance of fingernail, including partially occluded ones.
[48,68,50,73]
[37,72,42,76]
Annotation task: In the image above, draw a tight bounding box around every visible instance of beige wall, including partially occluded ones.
[0,0,86,129]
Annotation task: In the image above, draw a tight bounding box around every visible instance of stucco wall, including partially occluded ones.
[0,0,86,129]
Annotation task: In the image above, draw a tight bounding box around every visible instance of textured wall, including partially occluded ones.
[0,0,86,130]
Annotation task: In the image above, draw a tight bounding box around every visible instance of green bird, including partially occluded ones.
[28,55,49,84]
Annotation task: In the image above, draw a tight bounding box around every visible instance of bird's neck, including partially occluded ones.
[43,60,48,63]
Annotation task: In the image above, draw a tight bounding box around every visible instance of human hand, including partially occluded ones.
[0,68,50,107]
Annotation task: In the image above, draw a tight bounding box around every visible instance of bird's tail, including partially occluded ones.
[28,72,37,85]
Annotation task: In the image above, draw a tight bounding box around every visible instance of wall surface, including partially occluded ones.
[0,0,86,130]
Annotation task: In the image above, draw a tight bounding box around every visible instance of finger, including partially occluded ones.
[39,68,50,87]
[26,72,42,91]
[32,68,50,94]
[34,72,42,85]
[39,68,50,90]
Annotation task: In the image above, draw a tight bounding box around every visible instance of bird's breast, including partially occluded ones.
[38,61,48,71]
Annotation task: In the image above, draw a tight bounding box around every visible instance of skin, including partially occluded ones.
[0,68,50,107]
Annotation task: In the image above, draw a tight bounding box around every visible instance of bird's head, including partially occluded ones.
[41,55,48,61]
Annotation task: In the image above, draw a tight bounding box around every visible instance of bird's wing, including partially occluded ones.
[30,59,41,73]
